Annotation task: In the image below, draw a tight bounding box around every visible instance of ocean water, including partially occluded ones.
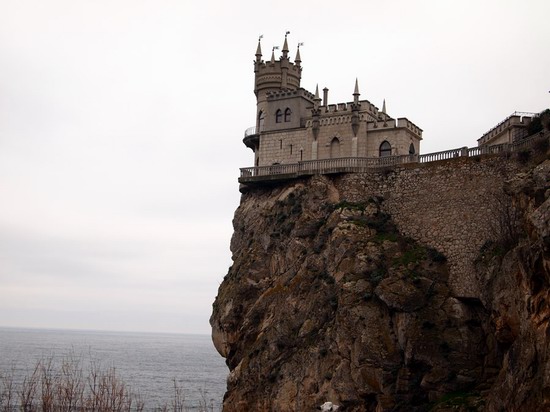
[0,327,228,410]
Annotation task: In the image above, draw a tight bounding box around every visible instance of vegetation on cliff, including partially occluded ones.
[211,144,549,411]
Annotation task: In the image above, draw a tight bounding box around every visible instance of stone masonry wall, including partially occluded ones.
[333,156,520,297]
[366,127,418,156]
[259,129,307,165]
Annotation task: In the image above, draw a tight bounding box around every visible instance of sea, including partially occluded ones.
[0,327,228,411]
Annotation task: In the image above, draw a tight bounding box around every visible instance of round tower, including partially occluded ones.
[254,34,302,131]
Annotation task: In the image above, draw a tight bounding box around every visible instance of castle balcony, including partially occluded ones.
[243,126,260,150]
[239,155,418,183]
[238,132,548,185]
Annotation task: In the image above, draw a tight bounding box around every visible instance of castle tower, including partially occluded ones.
[253,33,302,131]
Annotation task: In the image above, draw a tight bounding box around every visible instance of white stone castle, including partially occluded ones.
[243,34,423,167]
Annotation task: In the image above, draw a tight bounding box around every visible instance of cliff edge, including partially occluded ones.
[211,151,550,411]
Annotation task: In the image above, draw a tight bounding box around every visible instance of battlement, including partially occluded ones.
[266,88,315,101]
[256,60,302,75]
[367,117,423,138]
[478,112,537,146]
[317,99,378,114]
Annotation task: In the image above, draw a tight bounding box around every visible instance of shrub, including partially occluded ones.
[0,356,217,412]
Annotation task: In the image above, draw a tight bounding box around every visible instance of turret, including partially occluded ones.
[253,34,302,101]
[253,34,303,137]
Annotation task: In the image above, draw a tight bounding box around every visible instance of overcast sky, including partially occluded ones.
[1,0,549,335]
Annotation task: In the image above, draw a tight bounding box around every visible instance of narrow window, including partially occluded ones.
[379,141,392,157]
[276,109,283,123]
[300,149,303,161]
[258,110,265,131]
[330,137,340,158]
[284,108,291,122]
[409,143,415,155]
[280,140,282,149]
[290,144,293,155]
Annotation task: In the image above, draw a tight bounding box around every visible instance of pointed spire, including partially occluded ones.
[270,47,276,64]
[313,84,321,110]
[255,36,263,61]
[282,31,290,58]
[295,46,301,64]
[353,78,360,105]
[382,99,387,114]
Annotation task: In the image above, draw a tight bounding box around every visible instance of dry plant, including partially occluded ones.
[0,355,220,412]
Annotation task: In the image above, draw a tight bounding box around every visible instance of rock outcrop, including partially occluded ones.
[211,153,550,411]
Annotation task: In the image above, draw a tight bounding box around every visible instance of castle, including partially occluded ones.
[243,34,423,167]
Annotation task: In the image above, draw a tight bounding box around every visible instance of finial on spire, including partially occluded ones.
[256,35,263,61]
[382,99,387,114]
[295,42,303,63]
[282,31,290,58]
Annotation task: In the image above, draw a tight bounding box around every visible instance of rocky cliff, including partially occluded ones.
[211,150,549,411]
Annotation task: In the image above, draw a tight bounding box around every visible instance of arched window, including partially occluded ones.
[284,108,291,122]
[409,143,415,155]
[379,141,392,157]
[275,109,283,123]
[258,110,265,131]
[330,137,340,158]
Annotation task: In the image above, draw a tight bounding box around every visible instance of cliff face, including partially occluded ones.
[211,155,549,411]
[478,159,550,411]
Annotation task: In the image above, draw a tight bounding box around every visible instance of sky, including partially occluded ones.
[0,0,549,335]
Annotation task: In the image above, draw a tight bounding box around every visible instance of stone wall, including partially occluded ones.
[332,156,520,297]
[366,126,418,156]
[258,129,308,165]
[258,120,419,166]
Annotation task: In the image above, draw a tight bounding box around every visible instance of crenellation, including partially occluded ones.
[267,88,315,101]
[477,112,538,146]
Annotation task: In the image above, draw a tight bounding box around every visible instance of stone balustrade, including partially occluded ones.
[239,132,547,184]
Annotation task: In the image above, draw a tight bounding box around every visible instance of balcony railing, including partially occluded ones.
[244,126,258,138]
[240,155,418,181]
[239,132,547,184]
